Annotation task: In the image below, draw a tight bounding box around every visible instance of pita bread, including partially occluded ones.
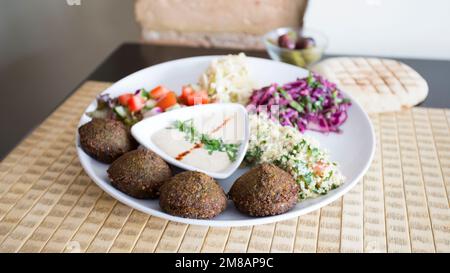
[312,57,428,113]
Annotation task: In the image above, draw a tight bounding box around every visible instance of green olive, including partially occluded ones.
[280,50,306,67]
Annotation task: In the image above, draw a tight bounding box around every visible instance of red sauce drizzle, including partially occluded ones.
[176,143,202,161]
[210,117,231,134]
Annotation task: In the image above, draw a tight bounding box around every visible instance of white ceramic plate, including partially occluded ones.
[76,56,375,227]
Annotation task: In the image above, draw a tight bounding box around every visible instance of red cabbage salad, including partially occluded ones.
[246,73,351,133]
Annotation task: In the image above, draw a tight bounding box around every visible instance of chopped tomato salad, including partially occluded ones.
[87,84,209,126]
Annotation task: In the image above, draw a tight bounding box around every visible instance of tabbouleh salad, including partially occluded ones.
[245,113,344,200]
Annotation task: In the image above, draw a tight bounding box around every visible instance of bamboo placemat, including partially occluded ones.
[0,81,449,253]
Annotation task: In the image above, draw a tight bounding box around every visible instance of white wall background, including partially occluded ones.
[304,0,450,60]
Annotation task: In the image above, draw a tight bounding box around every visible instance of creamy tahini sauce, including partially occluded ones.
[152,109,244,172]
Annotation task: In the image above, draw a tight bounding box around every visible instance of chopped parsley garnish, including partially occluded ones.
[278,87,304,113]
[306,73,322,89]
[301,173,313,186]
[172,119,241,162]
[246,147,263,164]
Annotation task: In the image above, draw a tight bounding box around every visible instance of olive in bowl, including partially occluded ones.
[264,27,327,68]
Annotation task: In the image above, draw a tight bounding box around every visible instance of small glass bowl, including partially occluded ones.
[263,27,328,68]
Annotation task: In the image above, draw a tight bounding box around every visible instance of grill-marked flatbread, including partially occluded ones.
[312,57,428,113]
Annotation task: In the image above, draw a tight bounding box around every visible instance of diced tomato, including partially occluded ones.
[178,96,187,105]
[186,94,198,106]
[128,95,145,112]
[181,86,194,100]
[313,161,327,176]
[156,92,177,110]
[118,93,133,106]
[150,85,170,100]
[187,91,209,106]
[200,92,209,104]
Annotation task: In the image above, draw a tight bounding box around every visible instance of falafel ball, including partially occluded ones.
[78,118,137,163]
[107,149,172,199]
[229,163,299,217]
[159,171,227,219]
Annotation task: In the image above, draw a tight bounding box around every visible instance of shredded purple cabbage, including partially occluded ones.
[246,73,351,133]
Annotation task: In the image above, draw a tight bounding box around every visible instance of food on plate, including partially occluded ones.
[247,73,351,133]
[245,113,344,200]
[159,171,227,219]
[228,163,299,217]
[152,108,244,172]
[179,85,209,106]
[87,86,185,127]
[199,53,255,104]
[87,83,212,127]
[107,149,172,199]
[78,118,138,164]
[78,54,359,223]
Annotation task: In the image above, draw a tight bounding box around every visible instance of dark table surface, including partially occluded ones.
[2,43,450,159]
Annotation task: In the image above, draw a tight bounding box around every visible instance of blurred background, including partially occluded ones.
[1,0,449,158]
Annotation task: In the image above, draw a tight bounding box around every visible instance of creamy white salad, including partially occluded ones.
[199,53,255,105]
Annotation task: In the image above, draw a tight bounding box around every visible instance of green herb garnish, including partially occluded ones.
[301,173,313,186]
[307,146,321,158]
[172,119,241,162]
[278,87,304,113]
[306,73,322,89]
[245,146,263,164]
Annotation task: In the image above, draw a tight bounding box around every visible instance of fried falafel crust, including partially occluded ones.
[229,163,299,217]
[107,149,172,199]
[78,118,137,163]
[159,171,227,219]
